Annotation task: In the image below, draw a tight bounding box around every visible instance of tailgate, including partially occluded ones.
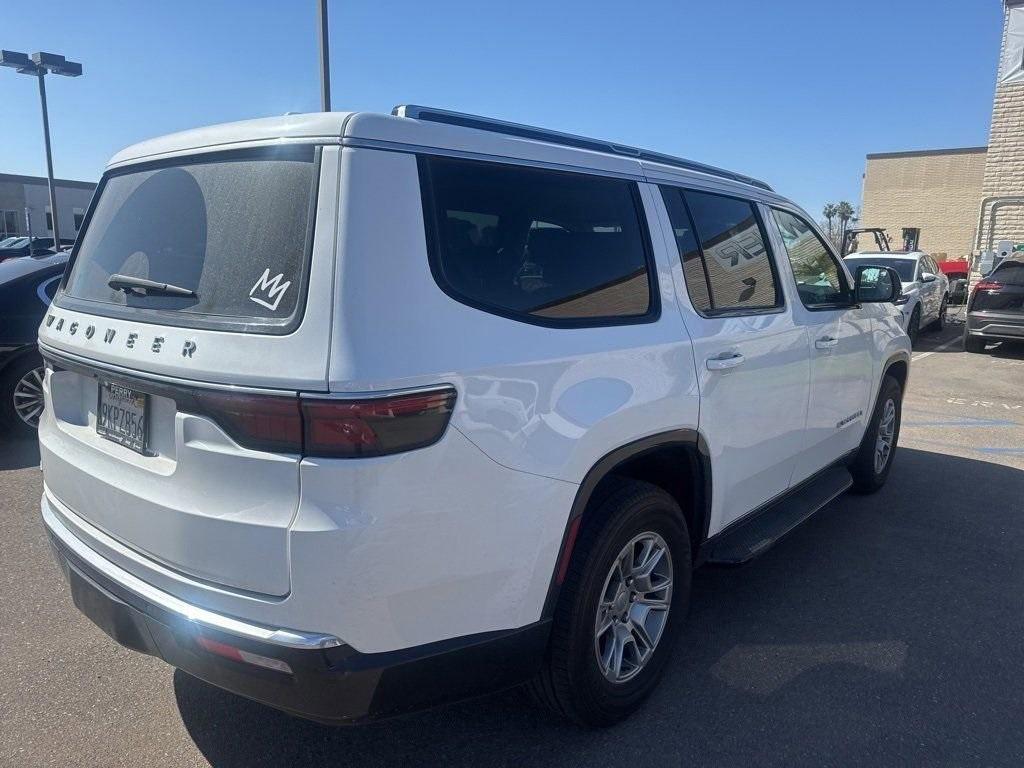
[37,145,340,596]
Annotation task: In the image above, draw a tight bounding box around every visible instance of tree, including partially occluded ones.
[836,201,856,253]
[822,203,837,239]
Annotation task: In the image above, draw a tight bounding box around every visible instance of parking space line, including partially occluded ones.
[912,336,963,361]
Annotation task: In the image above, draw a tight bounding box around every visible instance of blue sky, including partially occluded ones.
[1,1,1003,219]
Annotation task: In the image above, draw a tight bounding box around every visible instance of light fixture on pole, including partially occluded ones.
[0,49,82,250]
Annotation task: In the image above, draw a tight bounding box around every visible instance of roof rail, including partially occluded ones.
[392,104,773,192]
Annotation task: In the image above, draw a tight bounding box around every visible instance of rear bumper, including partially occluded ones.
[966,311,1024,341]
[43,502,549,725]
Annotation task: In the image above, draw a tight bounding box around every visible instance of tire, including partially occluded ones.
[530,479,691,726]
[929,295,947,332]
[0,352,46,439]
[964,333,986,354]
[907,305,921,346]
[849,375,902,494]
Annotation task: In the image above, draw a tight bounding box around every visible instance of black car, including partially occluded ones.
[965,259,1024,353]
[0,251,68,436]
[0,236,75,262]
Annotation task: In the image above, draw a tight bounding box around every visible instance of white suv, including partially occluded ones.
[38,107,910,727]
[844,251,949,344]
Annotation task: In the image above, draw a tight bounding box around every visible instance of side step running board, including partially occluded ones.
[703,465,853,565]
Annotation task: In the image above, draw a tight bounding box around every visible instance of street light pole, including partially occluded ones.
[35,69,61,247]
[0,50,82,250]
[317,0,331,111]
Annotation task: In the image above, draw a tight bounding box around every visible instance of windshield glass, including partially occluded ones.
[845,257,916,282]
[61,146,317,329]
[1,238,28,249]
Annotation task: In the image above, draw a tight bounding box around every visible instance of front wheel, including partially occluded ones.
[530,480,691,726]
[849,375,902,493]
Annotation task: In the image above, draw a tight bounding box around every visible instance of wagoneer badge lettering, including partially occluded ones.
[55,318,63,331]
[151,337,164,353]
[45,314,54,327]
[182,340,197,358]
[126,332,137,349]
[85,325,95,339]
[104,329,116,344]
[68,321,78,336]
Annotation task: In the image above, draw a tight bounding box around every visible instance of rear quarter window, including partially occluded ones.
[419,155,657,326]
[60,146,318,333]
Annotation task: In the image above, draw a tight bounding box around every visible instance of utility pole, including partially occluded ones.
[0,50,82,251]
[317,0,331,111]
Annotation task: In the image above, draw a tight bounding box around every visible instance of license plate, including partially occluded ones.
[97,381,149,454]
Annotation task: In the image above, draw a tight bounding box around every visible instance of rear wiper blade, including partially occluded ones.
[108,274,196,297]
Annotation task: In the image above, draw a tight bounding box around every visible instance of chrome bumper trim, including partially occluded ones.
[41,495,342,650]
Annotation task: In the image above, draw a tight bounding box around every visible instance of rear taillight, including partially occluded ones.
[301,388,456,458]
[190,386,456,458]
[976,280,1003,291]
[192,390,303,453]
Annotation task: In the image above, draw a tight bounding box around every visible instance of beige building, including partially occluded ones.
[860,147,987,261]
[861,0,1024,263]
[979,0,1024,253]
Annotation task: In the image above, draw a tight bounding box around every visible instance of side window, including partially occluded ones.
[661,186,780,313]
[659,186,711,312]
[771,208,851,308]
[420,156,655,324]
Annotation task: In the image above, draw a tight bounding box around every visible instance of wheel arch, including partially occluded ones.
[540,429,711,620]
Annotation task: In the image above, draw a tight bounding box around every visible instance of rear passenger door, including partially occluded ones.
[657,186,811,534]
[767,208,874,483]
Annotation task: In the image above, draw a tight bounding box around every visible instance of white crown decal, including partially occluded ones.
[249,268,292,311]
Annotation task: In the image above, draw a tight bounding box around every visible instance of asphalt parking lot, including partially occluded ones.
[3,318,1024,767]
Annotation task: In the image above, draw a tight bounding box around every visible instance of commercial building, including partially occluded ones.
[860,147,987,261]
[860,1,1024,264]
[0,172,95,241]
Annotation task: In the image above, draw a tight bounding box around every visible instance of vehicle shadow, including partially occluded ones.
[0,435,40,471]
[175,447,1024,768]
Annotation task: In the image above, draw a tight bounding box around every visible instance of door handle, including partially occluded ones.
[815,335,839,350]
[706,353,745,371]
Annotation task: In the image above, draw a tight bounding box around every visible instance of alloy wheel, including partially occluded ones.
[875,398,896,474]
[13,366,45,428]
[594,532,673,684]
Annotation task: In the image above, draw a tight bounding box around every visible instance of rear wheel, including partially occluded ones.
[531,479,691,726]
[964,333,986,354]
[907,306,921,346]
[849,375,902,493]
[929,295,947,331]
[0,353,46,438]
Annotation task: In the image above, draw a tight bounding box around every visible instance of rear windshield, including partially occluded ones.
[844,256,916,282]
[991,259,1024,285]
[60,146,318,332]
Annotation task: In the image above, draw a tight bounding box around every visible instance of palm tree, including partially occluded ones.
[836,201,856,252]
[822,203,837,239]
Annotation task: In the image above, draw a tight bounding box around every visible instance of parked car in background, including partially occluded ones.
[0,251,68,436]
[949,278,969,305]
[844,251,949,344]
[0,236,75,262]
[965,259,1024,353]
[38,108,910,728]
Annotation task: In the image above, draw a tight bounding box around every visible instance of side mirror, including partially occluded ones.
[854,265,904,304]
[920,271,937,283]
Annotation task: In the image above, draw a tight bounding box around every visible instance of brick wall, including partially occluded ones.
[980,1,1024,250]
[859,148,987,260]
